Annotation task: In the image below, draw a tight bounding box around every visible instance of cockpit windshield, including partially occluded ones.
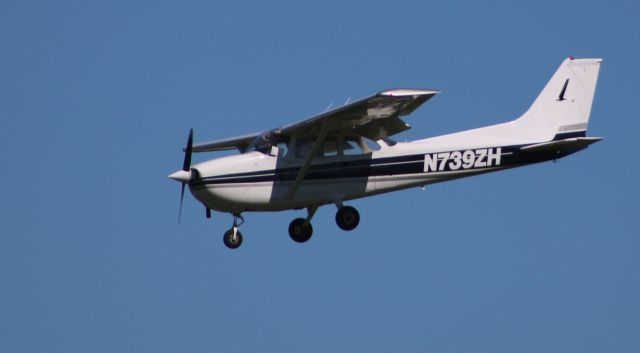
[249,130,288,154]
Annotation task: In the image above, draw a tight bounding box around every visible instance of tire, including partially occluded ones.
[223,228,243,249]
[288,218,313,243]
[335,206,360,231]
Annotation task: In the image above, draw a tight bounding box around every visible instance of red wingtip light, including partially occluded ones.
[569,56,575,60]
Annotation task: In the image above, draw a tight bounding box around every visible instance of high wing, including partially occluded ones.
[191,132,261,153]
[192,88,439,153]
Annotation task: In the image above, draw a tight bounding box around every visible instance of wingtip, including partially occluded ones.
[378,89,440,97]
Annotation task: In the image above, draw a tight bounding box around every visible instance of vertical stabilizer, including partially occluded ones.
[514,58,602,140]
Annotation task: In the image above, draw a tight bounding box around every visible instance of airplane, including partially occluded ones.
[169,57,602,249]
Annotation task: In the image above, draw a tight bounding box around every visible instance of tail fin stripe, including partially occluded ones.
[553,130,586,141]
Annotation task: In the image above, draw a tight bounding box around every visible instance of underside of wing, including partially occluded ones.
[191,132,261,153]
[191,88,438,153]
[280,89,439,140]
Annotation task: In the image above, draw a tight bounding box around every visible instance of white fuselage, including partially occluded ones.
[189,135,519,213]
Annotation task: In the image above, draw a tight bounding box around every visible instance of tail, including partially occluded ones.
[513,57,602,141]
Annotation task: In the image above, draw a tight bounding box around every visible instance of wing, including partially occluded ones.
[192,132,261,153]
[279,88,439,140]
[192,88,438,153]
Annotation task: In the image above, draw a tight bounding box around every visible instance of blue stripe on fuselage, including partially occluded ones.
[190,131,587,186]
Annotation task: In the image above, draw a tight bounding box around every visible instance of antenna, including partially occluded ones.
[324,103,334,112]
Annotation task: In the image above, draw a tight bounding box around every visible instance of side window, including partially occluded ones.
[322,137,339,157]
[293,136,373,158]
[363,137,381,152]
[295,137,315,158]
[342,138,365,156]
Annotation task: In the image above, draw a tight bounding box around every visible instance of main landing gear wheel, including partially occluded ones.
[223,228,243,249]
[288,218,313,243]
[223,213,244,249]
[336,206,360,231]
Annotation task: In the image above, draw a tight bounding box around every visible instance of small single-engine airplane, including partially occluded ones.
[170,57,602,249]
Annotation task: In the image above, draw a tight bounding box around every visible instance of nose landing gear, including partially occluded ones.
[223,214,244,249]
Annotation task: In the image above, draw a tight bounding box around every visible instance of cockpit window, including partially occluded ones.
[250,131,289,155]
[276,142,288,156]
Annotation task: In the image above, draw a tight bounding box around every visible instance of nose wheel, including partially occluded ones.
[223,227,243,249]
[223,214,244,249]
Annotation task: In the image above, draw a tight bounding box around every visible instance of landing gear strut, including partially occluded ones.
[288,206,317,243]
[336,205,360,231]
[223,214,244,249]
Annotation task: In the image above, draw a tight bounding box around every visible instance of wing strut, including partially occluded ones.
[286,123,329,200]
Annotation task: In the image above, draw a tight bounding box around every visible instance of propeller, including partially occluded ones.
[171,128,193,224]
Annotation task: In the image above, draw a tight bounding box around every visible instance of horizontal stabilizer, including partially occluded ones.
[520,137,603,153]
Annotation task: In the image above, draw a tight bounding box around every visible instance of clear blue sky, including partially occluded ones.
[1,0,638,352]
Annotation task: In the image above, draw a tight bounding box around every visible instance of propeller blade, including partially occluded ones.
[178,182,185,224]
[183,128,193,171]
[178,128,193,224]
